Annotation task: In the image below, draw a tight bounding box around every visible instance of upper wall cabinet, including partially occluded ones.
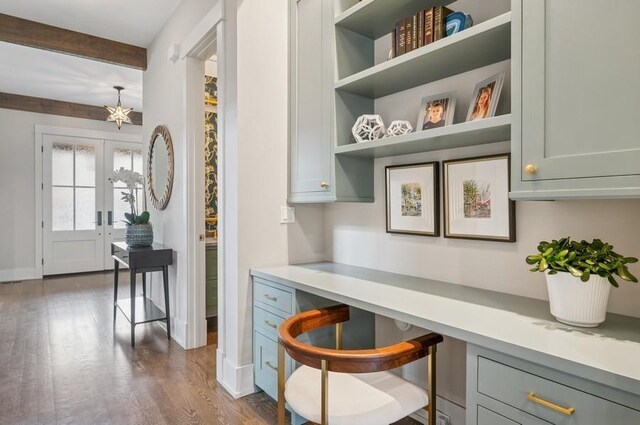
[511,0,640,199]
[289,0,373,203]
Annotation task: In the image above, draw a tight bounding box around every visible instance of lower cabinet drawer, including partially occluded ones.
[478,356,640,425]
[254,279,293,315]
[254,330,290,401]
[478,406,521,425]
[254,306,285,341]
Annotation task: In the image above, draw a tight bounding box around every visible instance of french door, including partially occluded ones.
[42,135,142,275]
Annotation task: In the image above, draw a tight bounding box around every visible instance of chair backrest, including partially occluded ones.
[278,304,443,373]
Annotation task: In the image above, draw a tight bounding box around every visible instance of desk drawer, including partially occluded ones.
[478,356,640,425]
[254,330,284,400]
[112,245,129,263]
[253,279,293,315]
[254,306,285,340]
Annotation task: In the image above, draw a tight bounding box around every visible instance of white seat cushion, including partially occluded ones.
[285,365,429,425]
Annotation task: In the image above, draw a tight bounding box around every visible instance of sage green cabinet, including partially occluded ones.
[206,244,217,318]
[288,0,373,203]
[511,0,640,199]
[467,345,640,425]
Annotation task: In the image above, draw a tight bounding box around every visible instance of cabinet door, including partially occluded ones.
[289,0,334,202]
[513,0,640,198]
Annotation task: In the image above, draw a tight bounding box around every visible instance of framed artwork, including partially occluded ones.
[466,72,504,122]
[386,162,439,236]
[416,93,456,131]
[443,154,515,242]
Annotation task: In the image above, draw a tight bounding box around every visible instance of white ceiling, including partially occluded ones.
[0,0,183,111]
[0,0,182,47]
[0,42,143,109]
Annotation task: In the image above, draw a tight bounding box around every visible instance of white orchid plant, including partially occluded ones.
[109,167,150,225]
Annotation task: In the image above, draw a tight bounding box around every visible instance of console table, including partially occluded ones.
[112,242,173,347]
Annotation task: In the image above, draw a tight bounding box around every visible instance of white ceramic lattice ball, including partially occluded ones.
[386,120,413,137]
[352,115,386,143]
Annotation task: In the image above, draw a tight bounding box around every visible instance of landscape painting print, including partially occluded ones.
[386,162,439,236]
[463,179,491,218]
[401,183,422,217]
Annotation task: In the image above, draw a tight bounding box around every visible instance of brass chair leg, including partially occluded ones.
[321,359,329,425]
[427,345,437,425]
[278,343,286,425]
[335,322,343,350]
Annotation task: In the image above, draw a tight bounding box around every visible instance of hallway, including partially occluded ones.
[0,272,275,424]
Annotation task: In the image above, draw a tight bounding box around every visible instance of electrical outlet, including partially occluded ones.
[436,411,451,425]
[280,206,295,224]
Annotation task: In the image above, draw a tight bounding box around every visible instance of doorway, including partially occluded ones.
[39,127,142,275]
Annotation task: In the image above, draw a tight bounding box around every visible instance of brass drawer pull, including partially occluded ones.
[264,320,278,329]
[263,294,278,302]
[527,392,575,416]
[265,361,278,371]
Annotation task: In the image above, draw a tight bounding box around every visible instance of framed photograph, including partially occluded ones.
[443,154,515,242]
[416,93,456,131]
[466,72,505,122]
[386,162,439,236]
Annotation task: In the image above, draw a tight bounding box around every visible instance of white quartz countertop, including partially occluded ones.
[251,262,640,396]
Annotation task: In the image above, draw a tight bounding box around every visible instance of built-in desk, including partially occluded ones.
[251,262,640,424]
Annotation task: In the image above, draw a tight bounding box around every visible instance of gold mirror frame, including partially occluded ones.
[147,125,174,210]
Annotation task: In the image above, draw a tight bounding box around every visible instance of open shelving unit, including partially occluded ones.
[335,114,511,158]
[335,13,511,98]
[333,2,512,172]
[335,0,456,39]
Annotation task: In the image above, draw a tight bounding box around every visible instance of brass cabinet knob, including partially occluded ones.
[524,164,537,174]
[320,181,330,189]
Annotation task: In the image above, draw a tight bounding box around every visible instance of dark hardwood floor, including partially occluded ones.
[0,272,419,425]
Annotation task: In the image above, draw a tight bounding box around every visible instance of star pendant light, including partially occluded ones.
[105,86,133,129]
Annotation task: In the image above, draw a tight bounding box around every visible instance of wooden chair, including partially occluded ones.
[277,304,443,425]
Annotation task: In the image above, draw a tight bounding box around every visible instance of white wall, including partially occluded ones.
[0,108,142,282]
[142,0,218,347]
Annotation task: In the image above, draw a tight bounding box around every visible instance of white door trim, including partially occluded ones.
[34,125,142,279]
[180,1,223,351]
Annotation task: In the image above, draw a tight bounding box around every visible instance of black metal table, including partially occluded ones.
[112,242,173,347]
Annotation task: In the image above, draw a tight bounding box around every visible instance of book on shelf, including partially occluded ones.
[424,8,434,45]
[405,16,413,53]
[417,10,424,48]
[412,13,418,51]
[397,18,406,55]
[434,6,454,41]
[391,28,397,58]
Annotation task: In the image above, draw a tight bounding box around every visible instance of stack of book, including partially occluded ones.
[391,6,453,59]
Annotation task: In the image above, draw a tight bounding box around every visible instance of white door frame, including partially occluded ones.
[180,1,223,347]
[35,125,141,278]
[181,0,248,396]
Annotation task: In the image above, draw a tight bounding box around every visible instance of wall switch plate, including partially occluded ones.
[280,206,295,224]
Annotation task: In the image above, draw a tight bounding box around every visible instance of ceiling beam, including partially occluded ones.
[0,92,143,126]
[0,14,147,70]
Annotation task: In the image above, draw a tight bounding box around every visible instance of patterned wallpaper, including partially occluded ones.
[205,75,218,236]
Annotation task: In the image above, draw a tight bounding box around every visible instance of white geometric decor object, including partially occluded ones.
[386,120,413,137]
[352,114,386,143]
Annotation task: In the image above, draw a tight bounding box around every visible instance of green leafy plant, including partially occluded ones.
[526,237,638,287]
[109,167,150,226]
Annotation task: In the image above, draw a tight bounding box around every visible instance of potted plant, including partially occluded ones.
[526,237,637,327]
[109,167,153,247]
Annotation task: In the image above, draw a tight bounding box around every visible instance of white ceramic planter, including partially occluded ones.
[545,272,611,327]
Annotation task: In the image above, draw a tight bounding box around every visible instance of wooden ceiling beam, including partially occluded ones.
[0,92,143,126]
[0,14,147,70]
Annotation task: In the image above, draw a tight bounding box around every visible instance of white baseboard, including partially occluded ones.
[0,267,39,283]
[410,395,466,425]
[216,349,255,398]
[156,312,188,349]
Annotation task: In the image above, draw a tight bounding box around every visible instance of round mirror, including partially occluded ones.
[147,125,174,210]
